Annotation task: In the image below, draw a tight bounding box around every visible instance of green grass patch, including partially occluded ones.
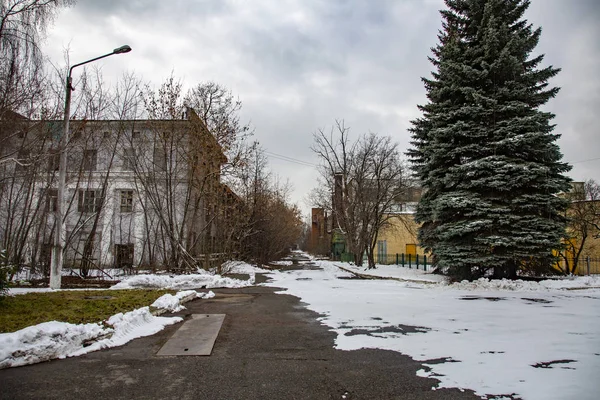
[0,289,175,333]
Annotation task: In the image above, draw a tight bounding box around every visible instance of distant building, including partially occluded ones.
[308,208,330,256]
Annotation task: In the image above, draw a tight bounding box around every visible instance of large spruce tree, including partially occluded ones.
[408,0,571,280]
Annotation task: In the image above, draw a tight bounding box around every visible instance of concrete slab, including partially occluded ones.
[157,314,225,356]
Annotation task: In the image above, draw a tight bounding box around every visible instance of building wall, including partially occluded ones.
[1,112,232,272]
[308,208,330,255]
[375,214,427,263]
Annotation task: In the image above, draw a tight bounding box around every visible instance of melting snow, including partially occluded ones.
[263,256,600,400]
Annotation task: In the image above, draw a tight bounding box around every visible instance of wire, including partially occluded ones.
[264,151,317,167]
[571,156,600,164]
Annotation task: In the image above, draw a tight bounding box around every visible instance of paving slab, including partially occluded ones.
[157,314,225,356]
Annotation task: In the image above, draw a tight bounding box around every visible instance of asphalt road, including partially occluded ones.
[0,269,480,400]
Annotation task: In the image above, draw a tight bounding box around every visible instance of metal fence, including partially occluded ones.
[339,254,600,276]
[340,253,431,271]
[557,257,600,276]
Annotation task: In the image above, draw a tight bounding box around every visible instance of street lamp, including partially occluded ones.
[49,45,132,289]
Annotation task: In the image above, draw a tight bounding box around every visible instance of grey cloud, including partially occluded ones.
[43,0,600,207]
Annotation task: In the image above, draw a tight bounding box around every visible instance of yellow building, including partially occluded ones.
[374,207,428,267]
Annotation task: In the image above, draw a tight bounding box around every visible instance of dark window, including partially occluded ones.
[120,190,133,212]
[132,131,141,139]
[103,131,111,139]
[123,148,135,170]
[46,189,58,212]
[153,147,166,170]
[15,150,29,172]
[83,149,97,171]
[115,244,134,268]
[78,190,103,213]
[48,151,60,172]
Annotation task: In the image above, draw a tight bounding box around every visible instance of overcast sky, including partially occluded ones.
[42,0,600,212]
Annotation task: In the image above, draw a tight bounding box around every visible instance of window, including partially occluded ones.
[83,149,97,171]
[132,131,141,139]
[103,131,111,139]
[15,150,29,172]
[120,190,133,212]
[78,190,103,213]
[48,151,60,172]
[46,189,58,212]
[123,148,135,170]
[153,147,167,170]
[115,244,134,268]
[71,129,82,141]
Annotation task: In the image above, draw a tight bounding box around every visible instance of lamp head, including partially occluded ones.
[113,45,132,54]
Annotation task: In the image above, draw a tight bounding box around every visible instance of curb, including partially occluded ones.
[334,264,440,285]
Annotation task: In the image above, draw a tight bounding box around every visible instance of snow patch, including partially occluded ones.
[222,260,271,274]
[111,271,254,290]
[447,276,600,292]
[151,290,215,312]
[0,321,108,368]
[0,289,212,369]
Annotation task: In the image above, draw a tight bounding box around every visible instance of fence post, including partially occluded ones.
[587,256,590,276]
[396,253,399,265]
[401,253,405,267]
[416,254,420,270]
[408,254,412,269]
[424,255,427,271]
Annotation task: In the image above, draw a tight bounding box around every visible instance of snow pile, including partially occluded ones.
[539,275,600,290]
[77,307,181,354]
[447,276,600,292]
[0,289,211,369]
[222,260,271,274]
[0,321,108,369]
[270,260,293,266]
[0,308,181,369]
[151,290,215,312]
[111,271,254,290]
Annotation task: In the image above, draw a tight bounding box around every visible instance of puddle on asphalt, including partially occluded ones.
[531,359,577,369]
[521,297,553,304]
[459,296,506,302]
[422,356,460,365]
[345,324,431,337]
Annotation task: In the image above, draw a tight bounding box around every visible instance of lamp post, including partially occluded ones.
[49,45,132,289]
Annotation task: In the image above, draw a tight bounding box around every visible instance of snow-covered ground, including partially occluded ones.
[262,257,600,400]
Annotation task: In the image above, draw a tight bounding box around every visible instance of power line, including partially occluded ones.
[571,156,600,164]
[264,151,317,167]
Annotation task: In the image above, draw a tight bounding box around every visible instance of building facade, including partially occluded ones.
[0,109,235,274]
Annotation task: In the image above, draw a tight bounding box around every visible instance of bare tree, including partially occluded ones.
[561,180,600,274]
[236,147,303,265]
[0,0,74,115]
[311,121,409,267]
[184,82,255,183]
